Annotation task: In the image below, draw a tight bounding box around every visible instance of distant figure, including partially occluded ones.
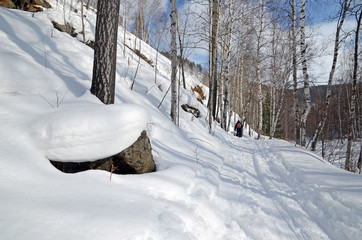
[234,120,243,138]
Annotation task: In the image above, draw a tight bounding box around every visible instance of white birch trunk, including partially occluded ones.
[176,10,186,89]
[222,0,234,131]
[208,0,220,130]
[299,0,311,147]
[256,0,265,139]
[345,8,361,171]
[170,0,178,125]
[81,0,85,43]
[291,0,300,145]
[123,0,126,58]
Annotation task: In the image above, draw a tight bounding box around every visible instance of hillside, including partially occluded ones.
[0,2,362,239]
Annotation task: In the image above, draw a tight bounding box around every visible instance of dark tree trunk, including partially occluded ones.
[91,0,121,104]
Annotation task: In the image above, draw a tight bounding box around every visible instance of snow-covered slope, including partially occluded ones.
[0,2,361,240]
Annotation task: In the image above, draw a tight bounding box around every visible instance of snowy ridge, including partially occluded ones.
[0,1,361,240]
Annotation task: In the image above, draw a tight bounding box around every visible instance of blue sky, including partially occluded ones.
[306,0,342,25]
[176,0,340,24]
[173,0,345,70]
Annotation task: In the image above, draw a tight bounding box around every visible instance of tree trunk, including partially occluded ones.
[211,0,220,120]
[123,0,126,58]
[256,0,265,139]
[291,0,300,145]
[345,7,361,171]
[91,0,121,104]
[221,0,234,131]
[310,0,352,151]
[176,10,186,90]
[81,0,85,43]
[208,0,220,129]
[358,145,362,174]
[270,21,277,139]
[170,0,178,125]
[299,0,311,147]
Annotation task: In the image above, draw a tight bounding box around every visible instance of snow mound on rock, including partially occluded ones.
[29,104,148,162]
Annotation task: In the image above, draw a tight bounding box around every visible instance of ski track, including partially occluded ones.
[195,132,334,239]
[252,140,331,240]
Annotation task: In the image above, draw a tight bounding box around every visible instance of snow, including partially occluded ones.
[0,2,361,240]
[29,104,148,161]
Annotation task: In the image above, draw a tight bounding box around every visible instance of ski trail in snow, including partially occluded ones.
[187,132,299,239]
[251,139,331,240]
[252,154,305,240]
[263,141,362,239]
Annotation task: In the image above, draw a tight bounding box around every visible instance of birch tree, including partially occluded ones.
[221,0,234,131]
[310,0,352,151]
[208,0,220,129]
[269,21,291,139]
[176,10,186,89]
[291,0,300,145]
[170,0,178,125]
[345,5,361,171]
[299,0,311,147]
[91,0,121,104]
[256,0,266,139]
[80,0,85,43]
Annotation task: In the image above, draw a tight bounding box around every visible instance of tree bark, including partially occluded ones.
[358,145,362,174]
[299,0,311,147]
[123,0,127,58]
[345,7,361,171]
[221,0,234,131]
[291,0,300,145]
[81,0,85,43]
[256,0,265,139]
[208,0,220,129]
[176,10,186,90]
[91,0,121,104]
[170,0,178,125]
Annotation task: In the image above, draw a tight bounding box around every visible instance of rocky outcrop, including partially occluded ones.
[181,104,200,118]
[51,21,77,38]
[50,131,156,175]
[191,85,206,104]
[0,0,16,9]
[0,0,51,12]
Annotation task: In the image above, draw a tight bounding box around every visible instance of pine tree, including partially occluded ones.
[91,0,121,104]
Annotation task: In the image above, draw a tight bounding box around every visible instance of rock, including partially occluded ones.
[0,0,16,9]
[191,85,206,103]
[0,0,51,12]
[181,104,200,118]
[51,21,77,38]
[50,130,156,175]
[114,130,156,174]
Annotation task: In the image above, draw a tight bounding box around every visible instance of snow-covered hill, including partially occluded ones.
[0,2,361,239]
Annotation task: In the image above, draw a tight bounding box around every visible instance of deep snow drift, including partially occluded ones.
[0,2,361,240]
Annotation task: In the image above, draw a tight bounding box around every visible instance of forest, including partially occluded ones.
[99,0,362,172]
[7,0,361,172]
[1,1,362,238]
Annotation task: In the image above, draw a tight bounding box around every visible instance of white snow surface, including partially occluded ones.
[0,2,361,240]
[29,104,149,161]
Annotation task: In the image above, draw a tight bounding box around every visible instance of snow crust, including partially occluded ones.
[0,2,361,240]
